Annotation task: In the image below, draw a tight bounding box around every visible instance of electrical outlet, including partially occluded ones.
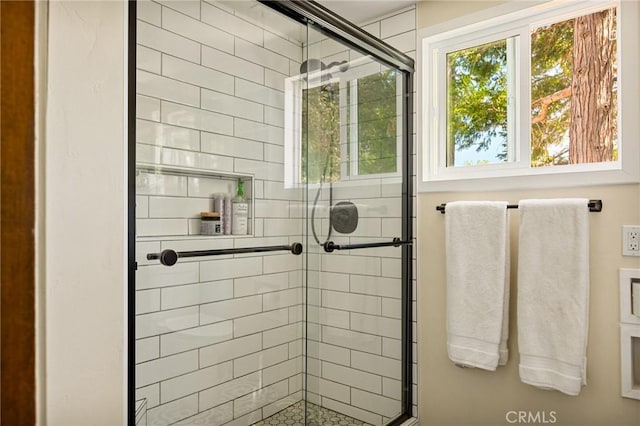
[622,226,640,256]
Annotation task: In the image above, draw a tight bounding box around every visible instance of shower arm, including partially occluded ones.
[323,237,412,253]
[147,242,303,267]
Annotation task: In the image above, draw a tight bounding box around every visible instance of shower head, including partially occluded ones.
[300,58,325,75]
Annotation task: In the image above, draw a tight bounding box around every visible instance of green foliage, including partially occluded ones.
[530,19,573,166]
[446,9,617,167]
[446,39,509,165]
[356,70,397,175]
[302,83,341,183]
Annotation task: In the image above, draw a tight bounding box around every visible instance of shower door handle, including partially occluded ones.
[147,242,303,266]
[323,237,412,253]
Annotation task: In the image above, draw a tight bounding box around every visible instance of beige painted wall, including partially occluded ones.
[416,2,640,425]
[42,1,127,424]
[417,1,507,27]
[418,185,640,425]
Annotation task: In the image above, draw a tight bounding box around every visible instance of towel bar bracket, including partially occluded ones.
[589,199,603,212]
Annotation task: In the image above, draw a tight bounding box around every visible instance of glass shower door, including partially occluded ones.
[134,1,308,424]
[131,1,412,425]
[302,24,410,426]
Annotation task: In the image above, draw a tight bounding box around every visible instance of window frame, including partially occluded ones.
[284,56,403,188]
[418,0,640,192]
[437,29,524,170]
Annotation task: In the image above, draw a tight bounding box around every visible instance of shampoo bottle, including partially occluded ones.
[223,192,232,235]
[231,180,249,235]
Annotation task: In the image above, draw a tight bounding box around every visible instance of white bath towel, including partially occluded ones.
[517,198,589,396]
[445,201,510,370]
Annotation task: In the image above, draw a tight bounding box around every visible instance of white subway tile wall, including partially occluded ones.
[135,1,417,425]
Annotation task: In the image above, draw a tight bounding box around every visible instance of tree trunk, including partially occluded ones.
[569,8,616,164]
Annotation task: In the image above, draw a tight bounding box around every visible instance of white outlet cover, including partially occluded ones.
[622,225,640,256]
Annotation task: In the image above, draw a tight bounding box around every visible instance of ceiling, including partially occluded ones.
[316,0,416,24]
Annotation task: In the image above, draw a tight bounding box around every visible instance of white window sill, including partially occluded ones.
[418,166,639,193]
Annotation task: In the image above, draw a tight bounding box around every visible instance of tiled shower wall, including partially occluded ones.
[134,1,306,424]
[304,6,418,425]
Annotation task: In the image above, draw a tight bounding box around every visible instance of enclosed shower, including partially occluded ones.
[131,1,414,425]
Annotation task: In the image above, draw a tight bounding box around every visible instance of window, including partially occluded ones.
[419,0,639,190]
[285,59,401,187]
[446,37,517,166]
[352,71,399,176]
[301,82,341,184]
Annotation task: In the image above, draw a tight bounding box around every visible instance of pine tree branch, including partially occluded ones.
[531,86,572,124]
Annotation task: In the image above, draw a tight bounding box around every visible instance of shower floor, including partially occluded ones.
[253,400,372,426]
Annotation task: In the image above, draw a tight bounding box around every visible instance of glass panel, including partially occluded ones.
[134,1,307,424]
[446,38,512,167]
[531,7,617,166]
[303,23,405,425]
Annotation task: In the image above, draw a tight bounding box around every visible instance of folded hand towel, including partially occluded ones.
[445,201,510,370]
[517,198,589,396]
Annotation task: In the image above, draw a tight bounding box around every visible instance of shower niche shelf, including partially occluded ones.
[136,163,254,239]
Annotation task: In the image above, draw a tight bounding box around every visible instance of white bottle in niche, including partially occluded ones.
[214,193,225,232]
[231,180,249,235]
